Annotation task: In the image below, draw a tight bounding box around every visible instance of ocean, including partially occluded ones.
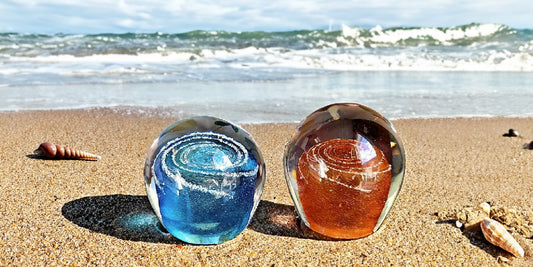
[1,23,532,123]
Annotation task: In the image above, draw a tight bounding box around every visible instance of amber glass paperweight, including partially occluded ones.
[283,103,405,239]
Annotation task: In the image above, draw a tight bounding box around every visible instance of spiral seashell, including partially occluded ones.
[35,142,101,160]
[480,218,524,257]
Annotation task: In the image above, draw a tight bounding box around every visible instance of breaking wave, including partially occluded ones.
[1,23,532,87]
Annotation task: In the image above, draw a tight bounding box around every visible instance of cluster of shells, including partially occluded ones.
[437,202,533,258]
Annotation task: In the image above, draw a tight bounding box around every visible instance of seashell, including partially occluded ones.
[480,218,524,257]
[479,202,491,216]
[527,141,533,150]
[35,142,101,160]
[503,128,520,137]
[458,202,491,232]
[497,256,510,264]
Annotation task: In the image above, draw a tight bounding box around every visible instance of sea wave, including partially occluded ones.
[355,23,517,45]
[1,23,533,86]
[1,23,526,53]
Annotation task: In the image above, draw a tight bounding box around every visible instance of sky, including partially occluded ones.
[1,0,532,34]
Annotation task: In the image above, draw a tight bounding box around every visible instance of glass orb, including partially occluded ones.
[283,103,405,239]
[144,116,265,244]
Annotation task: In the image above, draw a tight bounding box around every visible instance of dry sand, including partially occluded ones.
[1,108,532,266]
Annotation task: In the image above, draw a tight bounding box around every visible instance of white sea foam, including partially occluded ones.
[3,44,532,83]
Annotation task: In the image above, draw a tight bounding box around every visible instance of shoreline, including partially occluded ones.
[3,106,533,124]
[1,109,532,265]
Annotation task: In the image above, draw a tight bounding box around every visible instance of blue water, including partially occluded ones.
[1,23,533,122]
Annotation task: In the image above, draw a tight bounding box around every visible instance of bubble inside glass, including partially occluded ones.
[283,103,405,239]
[144,116,265,244]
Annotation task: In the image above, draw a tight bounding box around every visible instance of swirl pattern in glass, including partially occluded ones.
[144,116,265,244]
[284,103,405,239]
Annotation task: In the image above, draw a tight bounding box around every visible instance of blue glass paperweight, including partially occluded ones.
[144,116,265,244]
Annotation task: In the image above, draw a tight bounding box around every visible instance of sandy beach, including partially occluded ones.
[1,108,532,266]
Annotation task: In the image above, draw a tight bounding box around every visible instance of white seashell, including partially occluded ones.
[478,202,491,216]
[480,218,524,257]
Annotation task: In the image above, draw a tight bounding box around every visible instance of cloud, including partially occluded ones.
[1,0,532,33]
[117,0,152,20]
